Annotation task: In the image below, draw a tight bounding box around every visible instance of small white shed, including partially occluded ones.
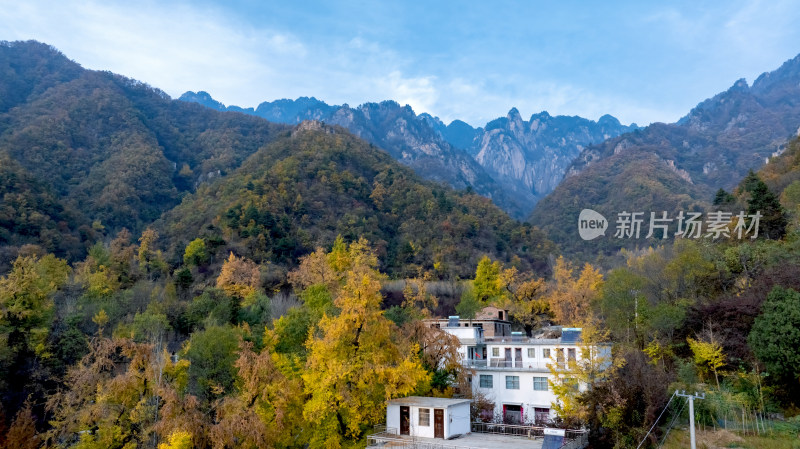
[386,396,471,439]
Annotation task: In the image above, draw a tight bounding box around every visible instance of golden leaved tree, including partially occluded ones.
[301,238,430,449]
[216,253,261,299]
[209,338,306,449]
[547,256,603,327]
[547,323,618,426]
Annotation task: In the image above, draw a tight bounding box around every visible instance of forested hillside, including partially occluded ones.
[0,41,287,268]
[533,53,800,257]
[158,121,555,279]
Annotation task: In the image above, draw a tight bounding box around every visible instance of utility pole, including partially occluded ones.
[676,390,705,449]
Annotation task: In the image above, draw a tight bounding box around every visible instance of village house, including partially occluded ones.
[425,309,610,424]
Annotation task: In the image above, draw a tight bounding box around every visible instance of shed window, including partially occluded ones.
[419,408,430,426]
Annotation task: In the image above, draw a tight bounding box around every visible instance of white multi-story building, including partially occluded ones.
[428,314,609,425]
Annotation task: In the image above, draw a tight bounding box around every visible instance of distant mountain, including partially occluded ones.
[532,52,800,256]
[470,109,637,203]
[179,93,636,216]
[180,92,525,216]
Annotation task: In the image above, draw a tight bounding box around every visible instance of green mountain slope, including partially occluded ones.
[0,41,286,264]
[159,122,556,278]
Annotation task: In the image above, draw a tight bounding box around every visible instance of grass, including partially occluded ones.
[661,428,800,449]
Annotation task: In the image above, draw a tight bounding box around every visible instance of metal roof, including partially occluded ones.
[560,328,582,344]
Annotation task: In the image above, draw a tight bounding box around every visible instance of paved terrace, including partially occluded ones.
[367,423,587,449]
[367,433,543,449]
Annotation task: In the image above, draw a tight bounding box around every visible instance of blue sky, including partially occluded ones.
[2,0,800,127]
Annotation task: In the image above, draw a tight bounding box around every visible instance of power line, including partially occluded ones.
[656,396,688,449]
[636,390,677,449]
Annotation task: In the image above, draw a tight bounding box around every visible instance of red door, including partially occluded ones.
[434,409,444,438]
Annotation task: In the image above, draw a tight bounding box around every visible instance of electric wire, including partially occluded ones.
[636,390,677,449]
[656,397,689,449]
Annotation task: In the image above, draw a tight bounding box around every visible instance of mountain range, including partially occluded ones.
[179,92,638,217]
[0,40,553,277]
[531,53,800,256]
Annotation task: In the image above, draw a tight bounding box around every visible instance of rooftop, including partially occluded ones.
[387,396,472,408]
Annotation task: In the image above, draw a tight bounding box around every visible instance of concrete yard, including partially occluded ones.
[368,433,544,449]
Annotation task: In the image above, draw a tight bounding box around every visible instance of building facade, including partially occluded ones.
[427,313,608,425]
[425,306,511,338]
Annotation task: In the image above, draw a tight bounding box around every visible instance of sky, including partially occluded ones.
[2,0,800,127]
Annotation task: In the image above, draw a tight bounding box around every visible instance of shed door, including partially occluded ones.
[434,408,444,438]
[400,406,410,435]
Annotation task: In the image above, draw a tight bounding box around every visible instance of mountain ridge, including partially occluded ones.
[532,50,800,257]
[179,92,637,216]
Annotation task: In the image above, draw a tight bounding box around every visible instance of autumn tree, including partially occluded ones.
[496,268,548,333]
[687,333,726,389]
[210,338,306,448]
[401,321,466,396]
[401,275,438,317]
[138,228,167,279]
[547,324,616,424]
[216,253,261,299]
[302,238,430,448]
[547,256,603,326]
[0,253,70,397]
[45,337,163,449]
[472,256,504,303]
[0,401,39,449]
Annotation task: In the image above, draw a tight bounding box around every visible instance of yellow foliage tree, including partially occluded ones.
[687,336,726,389]
[158,431,192,449]
[216,253,261,299]
[210,338,306,448]
[302,239,430,448]
[547,323,617,425]
[547,256,603,326]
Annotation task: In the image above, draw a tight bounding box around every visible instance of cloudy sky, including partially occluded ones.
[2,0,799,127]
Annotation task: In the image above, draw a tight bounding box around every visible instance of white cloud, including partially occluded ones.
[0,0,304,106]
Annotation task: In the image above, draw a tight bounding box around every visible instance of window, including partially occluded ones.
[419,408,430,426]
[533,377,548,391]
[556,348,565,367]
[527,348,536,358]
[479,375,493,388]
[542,348,551,359]
[534,407,550,423]
[505,375,520,389]
[492,347,499,357]
[568,348,576,361]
